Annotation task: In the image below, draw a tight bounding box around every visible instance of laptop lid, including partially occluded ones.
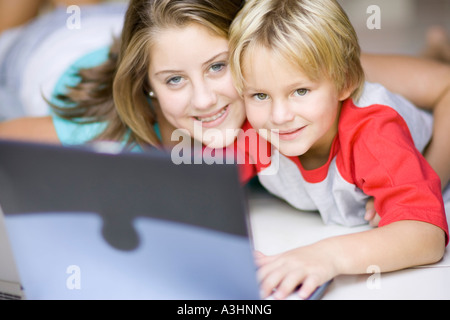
[0,209,23,300]
[0,140,260,300]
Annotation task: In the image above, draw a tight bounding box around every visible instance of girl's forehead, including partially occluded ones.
[153,23,227,49]
[149,24,229,72]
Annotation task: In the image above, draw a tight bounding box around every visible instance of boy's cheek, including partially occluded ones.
[245,107,267,130]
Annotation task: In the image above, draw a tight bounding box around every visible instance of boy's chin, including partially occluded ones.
[275,144,307,158]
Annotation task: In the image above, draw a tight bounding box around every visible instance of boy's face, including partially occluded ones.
[242,46,348,158]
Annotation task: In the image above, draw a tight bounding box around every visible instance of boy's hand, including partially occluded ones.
[364,197,381,227]
[255,246,337,300]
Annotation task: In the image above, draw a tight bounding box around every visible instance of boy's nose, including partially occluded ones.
[271,100,295,125]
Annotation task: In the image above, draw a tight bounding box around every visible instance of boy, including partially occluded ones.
[229,0,449,299]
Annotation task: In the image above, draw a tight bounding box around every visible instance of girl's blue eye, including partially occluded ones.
[210,63,226,73]
[167,76,183,85]
[295,88,309,96]
[254,93,269,101]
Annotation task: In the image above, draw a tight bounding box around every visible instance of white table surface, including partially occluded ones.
[247,189,450,300]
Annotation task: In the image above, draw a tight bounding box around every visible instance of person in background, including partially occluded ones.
[0,0,103,34]
[423,26,450,64]
[0,0,124,119]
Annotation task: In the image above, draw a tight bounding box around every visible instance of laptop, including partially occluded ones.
[0,139,331,300]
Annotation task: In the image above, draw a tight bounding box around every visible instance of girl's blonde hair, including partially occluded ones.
[52,0,244,148]
[229,0,365,100]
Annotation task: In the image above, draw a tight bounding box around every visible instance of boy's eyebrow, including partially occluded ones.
[241,83,266,94]
[242,85,258,92]
[286,80,313,90]
[153,51,229,77]
[242,87,266,94]
[243,80,313,93]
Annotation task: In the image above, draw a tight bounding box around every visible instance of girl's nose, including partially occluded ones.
[192,80,218,110]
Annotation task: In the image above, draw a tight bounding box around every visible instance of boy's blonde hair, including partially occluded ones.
[229,0,365,100]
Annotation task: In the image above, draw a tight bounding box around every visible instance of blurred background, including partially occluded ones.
[1,0,449,56]
[33,0,450,56]
[338,0,449,56]
[104,0,450,56]
[0,0,448,119]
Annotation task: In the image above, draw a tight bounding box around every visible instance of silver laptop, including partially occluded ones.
[0,140,333,300]
[0,140,260,300]
[0,210,22,300]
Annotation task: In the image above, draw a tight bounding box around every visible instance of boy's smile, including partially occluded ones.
[242,46,350,165]
[276,125,307,141]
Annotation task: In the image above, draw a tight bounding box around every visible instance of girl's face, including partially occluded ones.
[148,23,246,148]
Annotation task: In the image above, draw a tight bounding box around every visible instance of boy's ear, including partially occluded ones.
[338,86,354,101]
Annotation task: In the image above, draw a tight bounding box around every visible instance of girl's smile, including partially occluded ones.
[148,23,246,148]
[194,105,229,127]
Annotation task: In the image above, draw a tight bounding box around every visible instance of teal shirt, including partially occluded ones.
[51,47,160,149]
[51,47,110,146]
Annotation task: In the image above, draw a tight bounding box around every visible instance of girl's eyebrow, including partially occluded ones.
[202,51,229,67]
[153,51,229,77]
[154,68,182,77]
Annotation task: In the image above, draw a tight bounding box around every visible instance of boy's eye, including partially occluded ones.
[254,93,269,101]
[295,88,309,96]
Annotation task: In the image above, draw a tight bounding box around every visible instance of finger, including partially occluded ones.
[254,251,266,266]
[364,208,376,221]
[254,250,266,259]
[256,255,284,283]
[369,213,381,227]
[365,198,376,220]
[297,275,321,300]
[258,268,284,298]
[273,271,305,300]
[365,197,375,210]
[255,252,278,268]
